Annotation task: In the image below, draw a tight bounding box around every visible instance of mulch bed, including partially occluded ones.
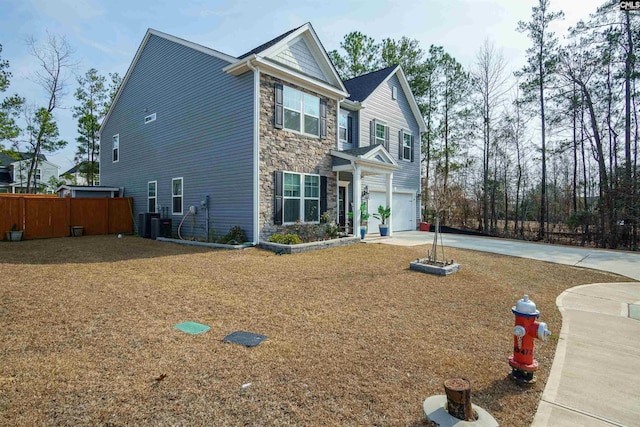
[0,236,627,426]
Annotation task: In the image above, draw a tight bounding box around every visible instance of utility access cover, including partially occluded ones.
[173,321,211,335]
[223,331,267,347]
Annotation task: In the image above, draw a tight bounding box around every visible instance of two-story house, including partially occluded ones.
[0,151,59,193]
[99,23,425,243]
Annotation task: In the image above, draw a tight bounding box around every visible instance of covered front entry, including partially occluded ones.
[331,145,400,236]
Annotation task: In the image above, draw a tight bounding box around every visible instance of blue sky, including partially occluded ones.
[0,0,603,172]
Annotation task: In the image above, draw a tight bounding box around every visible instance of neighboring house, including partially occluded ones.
[99,23,425,243]
[61,163,100,186]
[0,151,60,194]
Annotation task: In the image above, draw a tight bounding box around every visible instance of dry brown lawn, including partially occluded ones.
[0,236,627,426]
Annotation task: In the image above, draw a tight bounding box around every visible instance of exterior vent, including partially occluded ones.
[144,113,156,124]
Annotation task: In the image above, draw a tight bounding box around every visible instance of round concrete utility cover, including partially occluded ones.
[423,395,498,427]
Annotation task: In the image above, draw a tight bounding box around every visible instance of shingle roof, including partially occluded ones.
[238,24,304,59]
[339,145,381,157]
[0,151,47,166]
[343,65,398,102]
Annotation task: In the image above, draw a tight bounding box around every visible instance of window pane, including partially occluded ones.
[283,86,301,111]
[305,200,319,222]
[339,127,347,141]
[284,199,300,223]
[148,182,156,197]
[304,93,319,117]
[304,115,319,135]
[339,111,348,127]
[148,197,156,213]
[284,173,300,197]
[304,175,319,198]
[404,146,411,159]
[173,179,182,196]
[173,196,182,214]
[284,110,301,131]
[376,123,385,139]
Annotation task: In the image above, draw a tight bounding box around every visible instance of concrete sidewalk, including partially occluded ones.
[365,232,640,426]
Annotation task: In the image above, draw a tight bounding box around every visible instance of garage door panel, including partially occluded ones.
[368,192,414,233]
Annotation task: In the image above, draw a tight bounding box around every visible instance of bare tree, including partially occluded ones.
[471,39,509,233]
[24,33,74,193]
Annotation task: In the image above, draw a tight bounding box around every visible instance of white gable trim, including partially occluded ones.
[360,66,426,133]
[99,28,237,136]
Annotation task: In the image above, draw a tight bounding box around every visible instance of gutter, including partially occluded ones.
[246,59,261,245]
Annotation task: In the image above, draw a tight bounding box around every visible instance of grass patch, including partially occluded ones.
[0,235,626,426]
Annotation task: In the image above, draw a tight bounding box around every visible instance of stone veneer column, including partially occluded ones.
[258,74,338,241]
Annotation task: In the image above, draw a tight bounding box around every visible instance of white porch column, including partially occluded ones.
[353,165,361,235]
[386,173,393,237]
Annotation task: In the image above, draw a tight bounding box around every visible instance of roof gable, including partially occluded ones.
[343,66,426,133]
[224,23,348,97]
[343,65,397,102]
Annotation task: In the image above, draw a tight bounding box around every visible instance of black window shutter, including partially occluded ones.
[274,171,283,225]
[385,125,390,151]
[274,84,283,129]
[320,99,327,138]
[320,176,327,216]
[347,115,353,144]
[398,130,404,160]
[370,120,375,145]
[410,135,415,162]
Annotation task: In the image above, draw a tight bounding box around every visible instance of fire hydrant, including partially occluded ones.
[509,295,551,383]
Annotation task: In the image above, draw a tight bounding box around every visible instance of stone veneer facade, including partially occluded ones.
[259,74,338,241]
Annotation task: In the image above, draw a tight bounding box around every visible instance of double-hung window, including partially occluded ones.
[282,172,320,223]
[339,111,349,143]
[375,122,386,146]
[403,132,412,161]
[283,86,320,136]
[172,177,183,215]
[112,134,119,162]
[148,181,157,213]
[35,168,42,181]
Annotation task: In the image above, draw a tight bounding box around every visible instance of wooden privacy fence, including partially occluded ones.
[0,195,134,240]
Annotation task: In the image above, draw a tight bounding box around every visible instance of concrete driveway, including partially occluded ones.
[366,231,640,426]
[368,231,640,281]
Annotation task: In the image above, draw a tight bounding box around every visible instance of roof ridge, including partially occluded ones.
[238,24,306,59]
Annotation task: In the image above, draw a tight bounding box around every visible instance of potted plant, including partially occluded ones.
[348,202,370,239]
[372,205,391,236]
[6,224,23,241]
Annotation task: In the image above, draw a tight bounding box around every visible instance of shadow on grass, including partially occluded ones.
[0,234,218,265]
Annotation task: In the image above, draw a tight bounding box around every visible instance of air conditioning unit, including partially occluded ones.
[139,212,160,238]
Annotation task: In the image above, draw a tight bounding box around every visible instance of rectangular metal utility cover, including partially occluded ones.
[223,331,267,347]
[173,321,211,335]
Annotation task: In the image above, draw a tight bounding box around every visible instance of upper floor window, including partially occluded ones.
[339,111,348,143]
[283,86,319,136]
[392,86,398,100]
[35,168,41,181]
[375,122,386,146]
[403,132,412,161]
[112,134,119,163]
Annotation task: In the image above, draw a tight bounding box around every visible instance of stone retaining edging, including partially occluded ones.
[259,236,361,254]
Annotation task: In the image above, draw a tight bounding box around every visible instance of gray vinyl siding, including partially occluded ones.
[359,73,421,223]
[274,38,326,82]
[100,34,255,240]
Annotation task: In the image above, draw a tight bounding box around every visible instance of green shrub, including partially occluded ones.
[217,226,247,244]
[268,233,302,245]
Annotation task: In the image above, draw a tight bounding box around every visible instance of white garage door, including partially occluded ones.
[368,191,415,233]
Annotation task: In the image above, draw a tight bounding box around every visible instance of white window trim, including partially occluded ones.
[112,134,120,163]
[402,131,412,161]
[144,113,156,124]
[172,177,183,215]
[375,122,386,146]
[283,85,320,137]
[282,171,320,225]
[392,86,398,100]
[338,110,348,144]
[148,180,157,213]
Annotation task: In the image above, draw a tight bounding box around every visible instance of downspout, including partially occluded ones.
[246,59,260,245]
